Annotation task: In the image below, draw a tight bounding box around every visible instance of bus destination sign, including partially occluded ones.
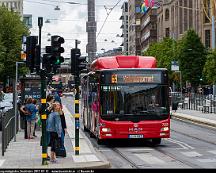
[110,73,161,84]
[123,76,154,83]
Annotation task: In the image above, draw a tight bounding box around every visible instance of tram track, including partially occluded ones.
[109,147,140,169]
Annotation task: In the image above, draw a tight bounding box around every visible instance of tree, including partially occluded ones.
[143,37,179,87]
[0,7,29,87]
[203,49,216,84]
[143,37,177,72]
[176,29,206,89]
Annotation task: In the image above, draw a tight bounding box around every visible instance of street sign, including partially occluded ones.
[171,61,179,71]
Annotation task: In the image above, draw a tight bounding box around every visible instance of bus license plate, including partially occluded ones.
[128,135,144,138]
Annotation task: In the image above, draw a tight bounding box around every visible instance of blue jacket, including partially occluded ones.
[25,103,38,122]
[53,92,62,105]
[46,112,62,137]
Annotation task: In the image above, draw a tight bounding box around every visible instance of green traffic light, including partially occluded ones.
[55,58,60,65]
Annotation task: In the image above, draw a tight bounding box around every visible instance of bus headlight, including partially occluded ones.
[102,128,111,132]
[161,127,169,131]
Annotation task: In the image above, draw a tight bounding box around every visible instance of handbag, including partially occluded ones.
[56,137,66,157]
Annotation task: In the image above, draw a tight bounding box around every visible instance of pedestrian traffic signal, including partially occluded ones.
[26,36,38,73]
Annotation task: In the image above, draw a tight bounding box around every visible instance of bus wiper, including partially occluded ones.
[139,110,155,114]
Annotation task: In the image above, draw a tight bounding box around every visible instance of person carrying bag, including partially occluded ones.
[56,108,67,158]
[46,102,63,163]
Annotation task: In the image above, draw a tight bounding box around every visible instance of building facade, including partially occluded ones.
[140,8,158,52]
[128,0,142,55]
[202,0,216,49]
[0,0,23,16]
[119,2,129,54]
[157,0,202,42]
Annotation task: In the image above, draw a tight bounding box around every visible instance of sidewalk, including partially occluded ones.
[0,106,110,169]
[171,108,216,128]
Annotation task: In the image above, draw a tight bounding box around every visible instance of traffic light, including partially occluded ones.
[51,35,65,66]
[42,53,52,73]
[26,36,38,73]
[71,48,80,75]
[71,48,87,75]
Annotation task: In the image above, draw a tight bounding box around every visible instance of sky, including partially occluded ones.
[23,0,124,58]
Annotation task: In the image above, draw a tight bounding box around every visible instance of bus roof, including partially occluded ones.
[91,55,157,71]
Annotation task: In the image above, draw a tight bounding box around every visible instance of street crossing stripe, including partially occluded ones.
[41,114,47,119]
[75,100,79,104]
[41,99,46,104]
[42,153,47,158]
[74,147,80,151]
[74,114,80,118]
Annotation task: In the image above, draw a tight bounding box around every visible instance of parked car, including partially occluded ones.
[0,93,13,112]
[0,93,13,131]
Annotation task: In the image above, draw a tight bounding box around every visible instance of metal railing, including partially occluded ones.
[171,93,216,114]
[1,108,19,156]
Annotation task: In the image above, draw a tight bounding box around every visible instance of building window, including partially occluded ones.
[165,9,169,21]
[205,30,210,48]
[165,28,170,37]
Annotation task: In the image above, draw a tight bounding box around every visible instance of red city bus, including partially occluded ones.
[81,55,170,145]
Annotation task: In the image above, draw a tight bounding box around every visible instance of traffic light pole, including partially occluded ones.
[38,17,48,165]
[74,73,80,155]
[40,69,48,165]
[74,40,80,155]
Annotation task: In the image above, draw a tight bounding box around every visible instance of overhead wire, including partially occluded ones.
[96,0,123,39]
[24,0,122,7]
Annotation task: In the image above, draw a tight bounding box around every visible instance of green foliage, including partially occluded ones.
[176,29,206,88]
[203,49,216,84]
[143,37,177,72]
[0,7,29,83]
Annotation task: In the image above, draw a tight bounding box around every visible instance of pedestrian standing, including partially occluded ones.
[32,99,39,137]
[19,98,28,139]
[45,94,55,160]
[25,98,38,139]
[56,105,67,157]
[46,102,63,163]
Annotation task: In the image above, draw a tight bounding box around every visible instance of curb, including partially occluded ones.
[172,112,216,128]
[14,161,111,169]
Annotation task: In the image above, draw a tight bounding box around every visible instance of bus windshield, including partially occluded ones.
[100,84,169,120]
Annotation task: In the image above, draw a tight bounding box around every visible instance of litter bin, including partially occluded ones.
[172,102,178,112]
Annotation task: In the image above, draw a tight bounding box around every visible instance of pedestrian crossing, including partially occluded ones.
[98,139,216,168]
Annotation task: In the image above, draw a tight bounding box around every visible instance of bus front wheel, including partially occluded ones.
[97,137,104,145]
[83,125,88,132]
[151,138,161,146]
